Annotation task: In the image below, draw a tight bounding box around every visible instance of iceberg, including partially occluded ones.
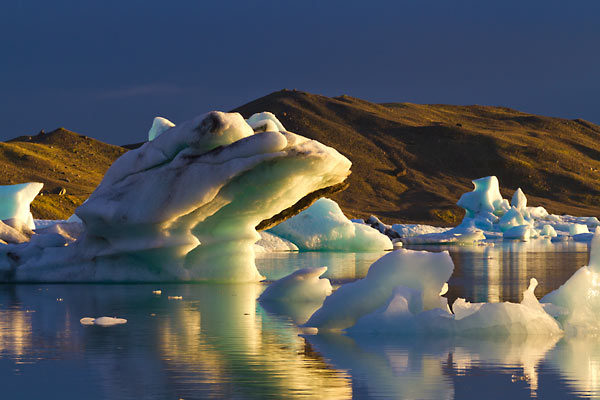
[268,198,392,251]
[394,176,598,244]
[300,229,600,336]
[0,111,351,282]
[303,249,454,331]
[541,228,600,334]
[0,182,43,230]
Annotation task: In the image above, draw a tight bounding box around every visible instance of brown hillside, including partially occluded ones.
[0,128,126,219]
[234,90,600,225]
[2,91,599,224]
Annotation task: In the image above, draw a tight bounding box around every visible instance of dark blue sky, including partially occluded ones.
[2,0,599,145]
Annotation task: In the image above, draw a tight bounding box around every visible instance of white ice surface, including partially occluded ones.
[303,249,454,331]
[259,266,332,303]
[147,116,175,141]
[80,316,127,326]
[348,278,561,336]
[541,228,600,334]
[253,231,299,253]
[269,198,392,251]
[0,183,43,230]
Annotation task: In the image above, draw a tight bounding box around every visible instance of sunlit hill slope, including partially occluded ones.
[2,90,599,224]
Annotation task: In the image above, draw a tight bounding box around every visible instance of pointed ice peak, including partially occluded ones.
[511,188,527,211]
[148,116,175,141]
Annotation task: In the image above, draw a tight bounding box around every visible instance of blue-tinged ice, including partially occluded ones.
[0,182,43,230]
[268,198,392,251]
[147,116,175,141]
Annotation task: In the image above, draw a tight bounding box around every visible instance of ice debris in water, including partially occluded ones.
[0,110,351,282]
[268,198,392,251]
[300,229,600,336]
[0,183,43,230]
[259,267,332,303]
[80,317,127,326]
[541,227,600,334]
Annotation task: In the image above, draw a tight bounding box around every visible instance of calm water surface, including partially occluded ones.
[0,239,597,399]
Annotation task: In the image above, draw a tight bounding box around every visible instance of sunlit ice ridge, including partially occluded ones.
[0,111,351,282]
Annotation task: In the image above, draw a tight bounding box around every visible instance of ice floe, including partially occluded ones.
[80,316,127,326]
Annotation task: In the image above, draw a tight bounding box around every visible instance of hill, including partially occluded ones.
[2,91,599,224]
[234,90,600,225]
[0,129,126,219]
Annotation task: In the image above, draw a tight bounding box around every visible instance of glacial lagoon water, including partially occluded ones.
[0,240,598,399]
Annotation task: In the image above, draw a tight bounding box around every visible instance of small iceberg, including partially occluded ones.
[80,316,127,326]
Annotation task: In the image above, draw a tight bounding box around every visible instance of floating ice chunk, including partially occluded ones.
[457,176,507,218]
[246,112,286,132]
[269,198,392,251]
[0,183,43,230]
[148,116,175,141]
[540,224,558,237]
[569,224,589,236]
[80,316,127,326]
[450,278,562,336]
[349,277,561,336]
[303,249,454,331]
[542,228,600,333]
[259,267,332,324]
[254,231,298,253]
[259,267,332,303]
[503,225,533,241]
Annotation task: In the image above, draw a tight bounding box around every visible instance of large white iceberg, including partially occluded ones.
[268,198,392,251]
[0,182,43,230]
[0,111,351,282]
